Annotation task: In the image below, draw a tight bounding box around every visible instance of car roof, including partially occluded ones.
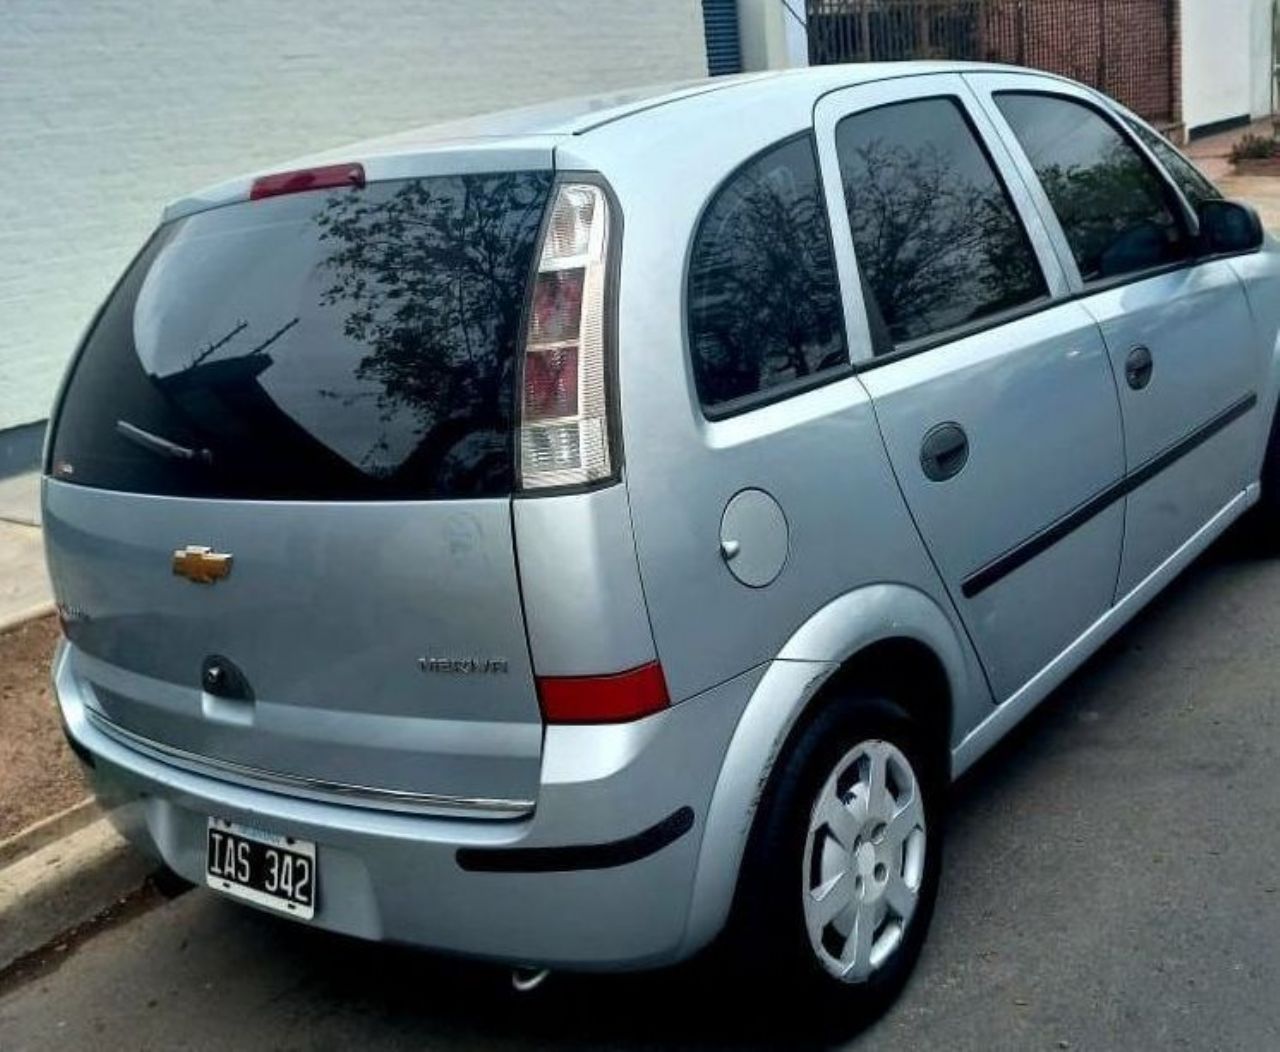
[340,62,1042,149]
[164,63,1062,220]
[337,76,761,146]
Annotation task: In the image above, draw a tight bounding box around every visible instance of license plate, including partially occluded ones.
[205,818,316,920]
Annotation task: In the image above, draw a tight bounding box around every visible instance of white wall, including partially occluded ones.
[1250,0,1275,118]
[0,1,707,433]
[737,0,808,71]
[1182,0,1272,133]
[1182,0,1253,132]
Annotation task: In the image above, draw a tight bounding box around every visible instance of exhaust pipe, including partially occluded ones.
[511,966,550,993]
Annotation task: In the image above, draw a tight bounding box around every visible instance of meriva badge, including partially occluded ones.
[418,656,510,675]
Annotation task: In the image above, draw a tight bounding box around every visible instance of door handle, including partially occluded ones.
[920,422,969,482]
[1125,345,1154,390]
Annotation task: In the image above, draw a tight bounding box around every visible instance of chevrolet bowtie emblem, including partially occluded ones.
[172,545,233,584]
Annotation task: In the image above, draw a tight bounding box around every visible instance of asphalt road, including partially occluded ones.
[3,527,1280,1051]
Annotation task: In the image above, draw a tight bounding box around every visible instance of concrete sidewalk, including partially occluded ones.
[0,468,146,977]
[0,471,51,630]
[1185,116,1278,182]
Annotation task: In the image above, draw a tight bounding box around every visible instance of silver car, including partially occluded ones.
[43,63,1279,1013]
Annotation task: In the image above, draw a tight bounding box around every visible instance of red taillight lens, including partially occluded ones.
[537,662,670,724]
[523,345,580,420]
[530,269,584,345]
[250,162,365,201]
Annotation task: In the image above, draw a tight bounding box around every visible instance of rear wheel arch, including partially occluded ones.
[804,637,953,767]
[678,584,968,960]
[721,688,946,1009]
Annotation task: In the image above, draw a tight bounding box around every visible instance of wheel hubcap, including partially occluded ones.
[802,739,927,983]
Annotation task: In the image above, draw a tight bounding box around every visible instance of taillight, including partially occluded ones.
[518,183,613,490]
[249,162,365,201]
[537,662,669,724]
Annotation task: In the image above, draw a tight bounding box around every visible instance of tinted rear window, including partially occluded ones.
[835,97,1047,351]
[50,172,552,500]
[687,135,848,414]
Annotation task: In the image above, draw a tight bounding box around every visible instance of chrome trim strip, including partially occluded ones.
[82,706,535,820]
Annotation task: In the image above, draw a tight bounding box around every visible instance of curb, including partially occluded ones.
[0,816,154,973]
[0,601,55,636]
[0,798,99,869]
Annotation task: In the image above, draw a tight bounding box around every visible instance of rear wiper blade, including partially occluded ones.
[115,420,213,465]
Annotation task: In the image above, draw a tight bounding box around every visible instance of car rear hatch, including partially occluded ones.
[44,157,558,816]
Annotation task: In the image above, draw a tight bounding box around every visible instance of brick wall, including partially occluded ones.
[806,1,1182,128]
[0,0,708,432]
[981,0,1180,126]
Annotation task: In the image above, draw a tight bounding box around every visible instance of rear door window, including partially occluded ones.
[49,172,553,500]
[834,97,1048,353]
[995,93,1193,283]
[687,135,848,414]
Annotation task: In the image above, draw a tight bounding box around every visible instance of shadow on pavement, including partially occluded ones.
[226,904,842,1051]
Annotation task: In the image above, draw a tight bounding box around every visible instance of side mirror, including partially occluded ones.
[1197,199,1265,255]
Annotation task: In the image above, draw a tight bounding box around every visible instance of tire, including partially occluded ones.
[724,691,946,1027]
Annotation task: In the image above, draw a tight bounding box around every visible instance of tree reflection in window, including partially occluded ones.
[996,94,1192,283]
[48,172,553,502]
[314,171,552,493]
[688,136,848,411]
[836,97,1047,351]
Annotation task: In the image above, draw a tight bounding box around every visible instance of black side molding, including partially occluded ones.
[962,392,1258,599]
[456,806,694,874]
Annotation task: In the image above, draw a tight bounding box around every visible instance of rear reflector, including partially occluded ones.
[250,162,365,201]
[537,662,670,724]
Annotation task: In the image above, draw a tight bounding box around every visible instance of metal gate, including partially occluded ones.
[805,0,1180,125]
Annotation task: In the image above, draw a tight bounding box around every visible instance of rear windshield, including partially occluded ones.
[49,171,552,500]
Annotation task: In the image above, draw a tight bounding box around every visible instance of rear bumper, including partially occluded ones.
[54,642,759,970]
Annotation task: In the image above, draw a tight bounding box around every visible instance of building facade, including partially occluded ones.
[754,0,1274,139]
[1181,0,1274,135]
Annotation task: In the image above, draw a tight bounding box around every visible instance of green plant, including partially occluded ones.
[1230,133,1280,162]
